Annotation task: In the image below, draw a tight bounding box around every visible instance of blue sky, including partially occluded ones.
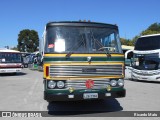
[0,0,159,48]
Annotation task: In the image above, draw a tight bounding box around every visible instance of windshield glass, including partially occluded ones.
[44,26,121,53]
[0,53,22,63]
[135,35,160,50]
[132,53,160,70]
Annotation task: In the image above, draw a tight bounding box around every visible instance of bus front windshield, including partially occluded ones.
[0,53,22,63]
[44,26,122,53]
[135,35,160,51]
[132,53,160,70]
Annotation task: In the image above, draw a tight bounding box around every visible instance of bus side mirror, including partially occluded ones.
[127,52,133,59]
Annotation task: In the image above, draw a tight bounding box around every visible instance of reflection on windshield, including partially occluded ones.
[132,53,160,70]
[0,53,21,63]
[45,26,121,53]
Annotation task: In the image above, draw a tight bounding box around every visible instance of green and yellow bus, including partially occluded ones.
[42,21,126,101]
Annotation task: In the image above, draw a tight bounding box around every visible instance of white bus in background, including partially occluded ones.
[125,49,133,79]
[0,48,23,74]
[126,34,160,82]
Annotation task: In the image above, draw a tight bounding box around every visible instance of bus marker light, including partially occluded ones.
[69,87,74,93]
[106,85,111,91]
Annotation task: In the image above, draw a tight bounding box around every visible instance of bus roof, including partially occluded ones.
[46,21,118,30]
[0,49,20,53]
[140,34,160,38]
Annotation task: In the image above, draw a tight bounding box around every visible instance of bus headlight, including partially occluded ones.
[57,81,65,88]
[110,80,117,87]
[48,81,56,89]
[118,79,124,86]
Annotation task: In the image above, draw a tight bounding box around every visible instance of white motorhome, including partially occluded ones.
[0,48,23,73]
[127,34,160,82]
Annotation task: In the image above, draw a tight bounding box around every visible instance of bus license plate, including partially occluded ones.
[83,93,98,99]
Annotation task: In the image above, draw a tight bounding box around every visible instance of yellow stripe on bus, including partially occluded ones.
[44,62,124,66]
[45,76,124,80]
[44,54,124,57]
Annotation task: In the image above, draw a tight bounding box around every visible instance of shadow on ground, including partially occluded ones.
[128,79,160,84]
[0,72,26,76]
[47,98,123,116]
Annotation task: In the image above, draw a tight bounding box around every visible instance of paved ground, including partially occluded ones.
[0,68,160,119]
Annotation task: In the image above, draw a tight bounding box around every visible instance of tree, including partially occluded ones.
[17,29,39,52]
[120,38,126,45]
[148,23,160,32]
[120,38,134,46]
[141,30,160,36]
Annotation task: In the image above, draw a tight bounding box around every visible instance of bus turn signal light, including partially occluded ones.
[46,66,49,77]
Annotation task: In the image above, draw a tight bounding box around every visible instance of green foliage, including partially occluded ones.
[140,23,160,36]
[141,30,160,36]
[148,23,160,32]
[120,38,134,46]
[17,29,39,52]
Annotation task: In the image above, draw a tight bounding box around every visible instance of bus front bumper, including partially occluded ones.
[44,89,126,102]
[132,73,160,82]
[0,68,22,73]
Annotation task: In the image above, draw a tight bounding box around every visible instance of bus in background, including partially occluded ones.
[125,49,133,79]
[21,53,30,68]
[42,21,126,102]
[37,38,44,72]
[127,34,160,82]
[37,53,43,71]
[0,48,23,74]
[28,52,39,70]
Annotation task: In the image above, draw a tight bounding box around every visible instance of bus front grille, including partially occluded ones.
[65,79,110,89]
[49,65,123,77]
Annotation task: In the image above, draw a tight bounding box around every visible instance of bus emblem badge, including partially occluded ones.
[87,56,92,62]
[85,79,94,89]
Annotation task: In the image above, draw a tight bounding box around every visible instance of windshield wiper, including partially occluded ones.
[98,47,111,57]
[65,51,74,58]
[90,31,111,57]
